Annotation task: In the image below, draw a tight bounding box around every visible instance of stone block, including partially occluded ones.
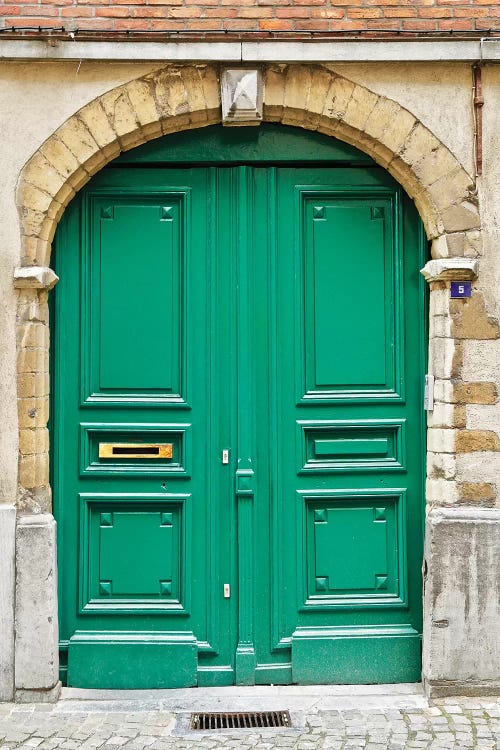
[17,184,53,215]
[363,97,400,143]
[263,66,286,121]
[426,403,455,429]
[426,452,456,480]
[22,153,67,200]
[423,507,500,696]
[412,146,461,189]
[322,75,355,120]
[451,292,500,341]
[454,381,498,404]
[181,67,208,124]
[0,506,16,701]
[425,478,459,504]
[56,118,99,164]
[456,429,500,452]
[40,137,80,181]
[427,428,456,454]
[14,266,59,293]
[401,122,441,167]
[428,169,474,214]
[15,514,59,696]
[379,106,416,155]
[433,378,454,404]
[152,70,189,121]
[200,65,220,116]
[430,338,455,379]
[458,482,496,504]
[441,202,481,233]
[307,67,334,117]
[283,65,312,113]
[78,102,118,151]
[123,78,159,128]
[342,84,379,133]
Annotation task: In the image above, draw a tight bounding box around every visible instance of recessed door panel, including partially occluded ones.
[84,195,187,405]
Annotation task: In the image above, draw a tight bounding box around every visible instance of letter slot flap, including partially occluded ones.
[99,443,173,459]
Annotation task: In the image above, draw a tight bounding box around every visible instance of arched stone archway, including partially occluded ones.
[13,63,483,513]
[11,63,489,700]
[17,63,480,269]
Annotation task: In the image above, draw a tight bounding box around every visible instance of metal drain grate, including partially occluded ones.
[190,710,291,730]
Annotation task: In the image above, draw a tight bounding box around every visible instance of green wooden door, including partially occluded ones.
[53,125,425,689]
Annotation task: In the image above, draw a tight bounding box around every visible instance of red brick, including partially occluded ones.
[206,7,238,15]
[454,7,489,17]
[149,18,184,27]
[61,7,93,16]
[366,18,401,27]
[114,17,149,27]
[186,18,224,26]
[276,7,313,16]
[418,7,452,16]
[347,7,382,17]
[169,6,202,15]
[6,16,65,25]
[237,6,273,15]
[0,6,21,15]
[295,18,330,28]
[95,6,130,16]
[383,7,417,16]
[440,18,475,28]
[259,17,293,27]
[148,0,185,5]
[311,7,344,17]
[293,0,330,5]
[69,18,117,27]
[325,19,365,28]
[21,6,60,15]
[131,6,168,16]
[222,17,259,26]
[402,19,438,28]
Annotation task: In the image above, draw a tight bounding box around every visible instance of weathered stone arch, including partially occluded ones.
[17,63,480,269]
[13,62,484,513]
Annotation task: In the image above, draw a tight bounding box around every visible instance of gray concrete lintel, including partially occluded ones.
[0,506,16,702]
[1,38,500,63]
[15,514,60,697]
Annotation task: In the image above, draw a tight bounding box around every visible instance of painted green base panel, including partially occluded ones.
[291,627,421,684]
[255,664,293,685]
[68,633,197,689]
[235,646,257,685]
[197,667,234,687]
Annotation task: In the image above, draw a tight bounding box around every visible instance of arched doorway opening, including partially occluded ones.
[51,124,427,688]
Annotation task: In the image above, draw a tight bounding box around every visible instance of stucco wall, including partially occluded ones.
[1,57,500,699]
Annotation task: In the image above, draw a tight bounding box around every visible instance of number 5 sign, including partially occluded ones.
[450,281,472,298]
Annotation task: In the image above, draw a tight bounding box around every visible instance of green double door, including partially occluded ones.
[53,126,425,689]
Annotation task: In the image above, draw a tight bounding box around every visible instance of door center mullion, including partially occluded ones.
[234,165,257,685]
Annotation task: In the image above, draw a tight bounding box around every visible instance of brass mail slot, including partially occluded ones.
[99,443,173,459]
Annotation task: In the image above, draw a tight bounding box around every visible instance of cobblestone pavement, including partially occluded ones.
[0,686,499,750]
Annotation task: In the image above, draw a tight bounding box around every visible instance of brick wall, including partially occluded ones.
[0,0,498,34]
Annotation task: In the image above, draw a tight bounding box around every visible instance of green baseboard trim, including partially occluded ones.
[235,644,256,685]
[68,631,197,689]
[255,663,292,685]
[197,666,234,687]
[292,625,421,684]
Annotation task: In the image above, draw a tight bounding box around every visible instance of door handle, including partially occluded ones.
[235,459,254,496]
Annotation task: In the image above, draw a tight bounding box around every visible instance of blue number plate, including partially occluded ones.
[450,281,472,298]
